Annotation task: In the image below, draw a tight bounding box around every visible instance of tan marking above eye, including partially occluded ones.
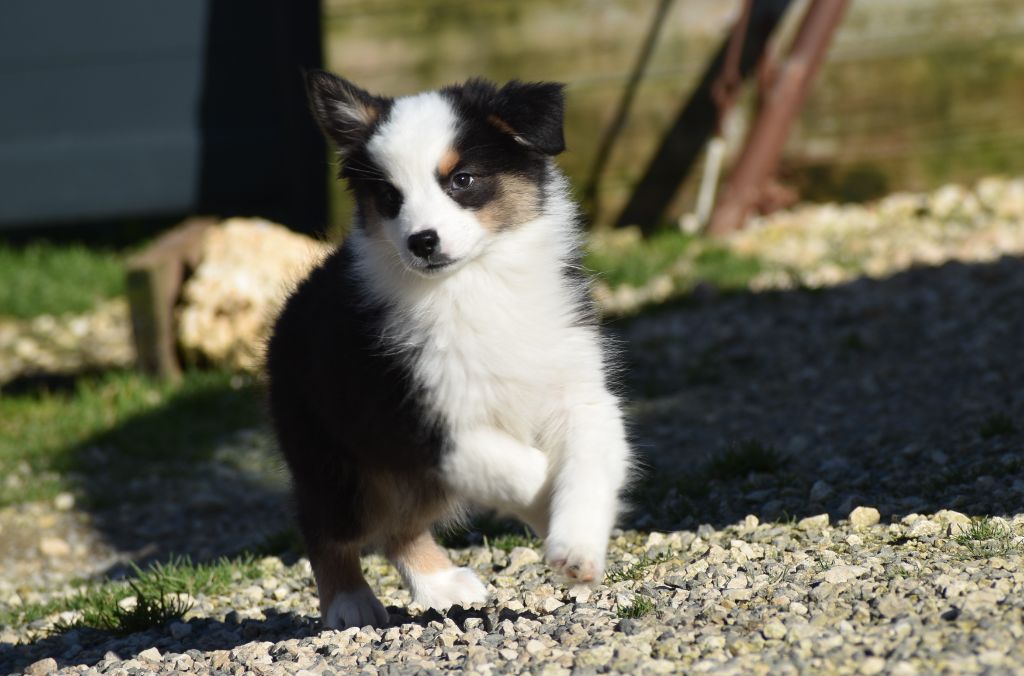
[438,148,460,177]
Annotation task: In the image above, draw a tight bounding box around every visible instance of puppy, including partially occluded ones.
[266,71,632,629]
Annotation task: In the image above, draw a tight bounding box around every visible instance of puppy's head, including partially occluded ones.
[307,71,566,276]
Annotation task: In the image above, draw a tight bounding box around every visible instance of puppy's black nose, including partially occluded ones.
[407,229,440,259]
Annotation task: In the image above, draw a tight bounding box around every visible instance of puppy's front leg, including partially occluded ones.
[546,385,630,583]
[441,427,550,535]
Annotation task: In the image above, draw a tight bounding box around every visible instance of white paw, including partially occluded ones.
[323,586,389,629]
[545,537,607,584]
[410,567,489,610]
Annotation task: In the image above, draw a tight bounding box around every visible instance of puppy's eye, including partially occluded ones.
[376,183,403,218]
[451,173,474,191]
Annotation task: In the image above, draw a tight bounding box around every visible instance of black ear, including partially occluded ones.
[305,70,389,154]
[489,80,566,155]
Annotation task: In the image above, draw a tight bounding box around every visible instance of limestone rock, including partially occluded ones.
[177,219,331,371]
[849,506,881,529]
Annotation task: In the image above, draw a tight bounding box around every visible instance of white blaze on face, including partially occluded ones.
[366,93,488,272]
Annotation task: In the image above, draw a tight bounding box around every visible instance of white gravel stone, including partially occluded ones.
[137,647,161,662]
[849,506,881,528]
[821,565,868,585]
[798,514,830,530]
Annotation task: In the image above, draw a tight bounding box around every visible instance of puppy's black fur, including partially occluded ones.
[266,246,448,549]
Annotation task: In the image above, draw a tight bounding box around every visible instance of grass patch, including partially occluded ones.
[585,228,762,296]
[706,441,786,481]
[0,242,124,318]
[1,555,263,633]
[692,246,763,289]
[487,532,541,553]
[814,553,835,572]
[605,553,673,584]
[586,229,697,289]
[616,595,655,619]
[0,370,263,507]
[436,512,541,550]
[979,413,1017,439]
[954,517,1023,559]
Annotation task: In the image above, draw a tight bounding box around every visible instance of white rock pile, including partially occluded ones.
[176,219,331,372]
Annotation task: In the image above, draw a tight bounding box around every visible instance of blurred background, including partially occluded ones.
[1,0,1023,648]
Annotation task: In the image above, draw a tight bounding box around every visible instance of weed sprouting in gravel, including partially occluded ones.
[979,413,1017,439]
[814,554,836,572]
[4,554,264,634]
[616,595,656,619]
[767,563,792,585]
[53,579,194,636]
[954,517,1023,559]
[707,441,786,481]
[605,553,674,583]
[487,532,542,553]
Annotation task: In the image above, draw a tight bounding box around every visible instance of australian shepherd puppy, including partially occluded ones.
[266,70,632,629]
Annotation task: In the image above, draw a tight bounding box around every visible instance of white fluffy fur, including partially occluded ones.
[395,564,490,611]
[350,92,632,587]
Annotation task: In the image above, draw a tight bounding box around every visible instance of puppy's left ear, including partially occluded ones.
[490,81,566,156]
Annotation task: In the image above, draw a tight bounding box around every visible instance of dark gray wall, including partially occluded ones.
[0,0,325,232]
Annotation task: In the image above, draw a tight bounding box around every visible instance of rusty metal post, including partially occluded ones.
[708,0,849,236]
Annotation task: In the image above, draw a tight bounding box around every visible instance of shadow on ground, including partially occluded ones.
[0,603,536,672]
[616,255,1024,532]
[63,377,291,574]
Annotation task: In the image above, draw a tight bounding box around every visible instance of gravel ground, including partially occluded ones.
[2,180,1024,674]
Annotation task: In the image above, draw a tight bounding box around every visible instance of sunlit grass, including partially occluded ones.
[0,555,264,634]
[0,242,124,318]
[0,370,263,507]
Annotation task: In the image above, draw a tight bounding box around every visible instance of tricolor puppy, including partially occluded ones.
[266,71,632,629]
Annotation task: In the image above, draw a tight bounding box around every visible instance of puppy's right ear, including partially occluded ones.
[306,70,389,154]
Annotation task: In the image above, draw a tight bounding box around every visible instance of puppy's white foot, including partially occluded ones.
[410,567,489,610]
[545,538,607,584]
[322,586,389,629]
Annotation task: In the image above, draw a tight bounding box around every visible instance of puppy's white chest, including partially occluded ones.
[414,299,562,436]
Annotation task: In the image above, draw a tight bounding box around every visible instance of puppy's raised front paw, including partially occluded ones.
[323,586,389,629]
[545,538,606,584]
[411,566,489,610]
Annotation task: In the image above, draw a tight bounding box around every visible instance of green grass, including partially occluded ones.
[814,553,836,572]
[0,369,263,507]
[1,555,264,633]
[616,595,655,619]
[487,531,541,553]
[979,413,1017,439]
[605,553,673,584]
[706,441,786,481]
[954,517,1023,559]
[584,228,762,297]
[437,512,541,550]
[0,242,124,318]
[586,230,699,289]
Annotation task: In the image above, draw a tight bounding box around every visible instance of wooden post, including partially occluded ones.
[125,218,213,380]
[614,0,792,233]
[708,0,849,236]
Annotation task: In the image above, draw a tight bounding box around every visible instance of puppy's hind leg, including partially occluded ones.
[293,475,388,629]
[309,540,389,630]
[387,531,489,610]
